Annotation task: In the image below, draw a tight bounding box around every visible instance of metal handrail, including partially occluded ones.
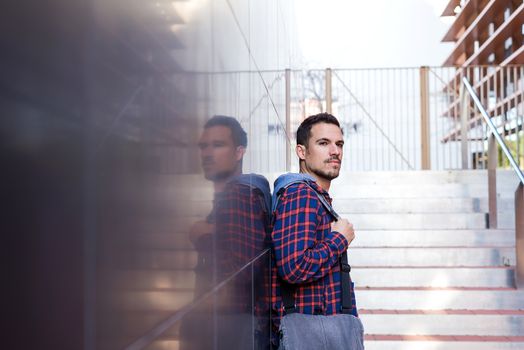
[462,77,524,184]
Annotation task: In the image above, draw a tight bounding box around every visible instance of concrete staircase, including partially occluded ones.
[329,170,524,350]
[110,170,523,349]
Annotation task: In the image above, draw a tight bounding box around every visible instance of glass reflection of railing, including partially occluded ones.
[125,248,272,350]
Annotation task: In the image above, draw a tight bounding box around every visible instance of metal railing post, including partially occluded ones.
[516,183,524,288]
[325,68,332,114]
[459,82,470,169]
[419,66,431,170]
[488,133,498,228]
[285,68,291,172]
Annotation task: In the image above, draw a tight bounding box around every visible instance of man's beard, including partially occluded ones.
[311,157,341,180]
[204,169,236,182]
[311,167,340,181]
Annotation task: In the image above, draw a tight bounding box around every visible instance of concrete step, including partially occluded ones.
[360,312,524,336]
[331,183,517,199]
[346,213,488,230]
[146,340,180,350]
[134,211,513,233]
[166,170,520,204]
[266,170,516,187]
[352,229,515,247]
[114,270,197,290]
[140,199,212,217]
[133,212,513,233]
[128,230,515,250]
[356,289,524,310]
[96,310,174,340]
[146,338,524,350]
[344,213,514,230]
[121,246,515,269]
[364,339,524,350]
[114,290,195,311]
[334,197,513,213]
[133,216,208,235]
[352,267,515,288]
[106,317,524,349]
[170,170,520,199]
[348,247,515,267]
[120,250,199,269]
[129,233,194,250]
[499,212,516,229]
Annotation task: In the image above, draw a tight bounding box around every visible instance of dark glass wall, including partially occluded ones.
[1,0,295,349]
[2,1,91,348]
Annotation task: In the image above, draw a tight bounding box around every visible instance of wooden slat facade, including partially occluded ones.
[440,0,524,144]
[442,0,523,66]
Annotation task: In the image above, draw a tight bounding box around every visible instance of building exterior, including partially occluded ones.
[441,0,523,66]
[440,0,524,169]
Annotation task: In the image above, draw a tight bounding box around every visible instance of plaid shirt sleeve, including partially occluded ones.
[271,183,348,284]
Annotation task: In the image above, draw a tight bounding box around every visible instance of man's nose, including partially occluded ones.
[329,144,341,156]
[200,146,213,158]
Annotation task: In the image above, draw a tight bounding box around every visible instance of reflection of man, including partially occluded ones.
[189,115,247,248]
[271,113,360,348]
[199,116,246,187]
[181,115,271,350]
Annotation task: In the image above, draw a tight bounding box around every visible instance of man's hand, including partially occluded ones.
[189,220,214,245]
[331,218,355,245]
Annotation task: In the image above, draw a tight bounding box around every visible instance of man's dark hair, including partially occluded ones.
[296,113,341,146]
[204,115,248,147]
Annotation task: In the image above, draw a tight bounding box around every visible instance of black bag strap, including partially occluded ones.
[278,181,354,315]
[280,280,297,314]
[339,252,353,314]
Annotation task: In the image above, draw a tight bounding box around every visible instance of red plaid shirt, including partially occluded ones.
[271,180,357,339]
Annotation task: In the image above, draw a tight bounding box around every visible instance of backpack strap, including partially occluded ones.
[276,180,354,315]
[230,174,272,230]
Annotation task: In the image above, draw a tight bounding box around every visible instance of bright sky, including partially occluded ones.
[295,0,455,68]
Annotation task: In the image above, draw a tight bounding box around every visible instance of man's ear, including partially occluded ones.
[296,144,306,161]
[235,146,246,161]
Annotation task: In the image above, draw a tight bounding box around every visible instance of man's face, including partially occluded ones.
[297,122,344,181]
[198,125,244,181]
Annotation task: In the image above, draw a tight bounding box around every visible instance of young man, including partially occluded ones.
[271,113,358,347]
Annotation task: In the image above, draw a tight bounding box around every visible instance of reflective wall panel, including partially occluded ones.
[1,0,296,349]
